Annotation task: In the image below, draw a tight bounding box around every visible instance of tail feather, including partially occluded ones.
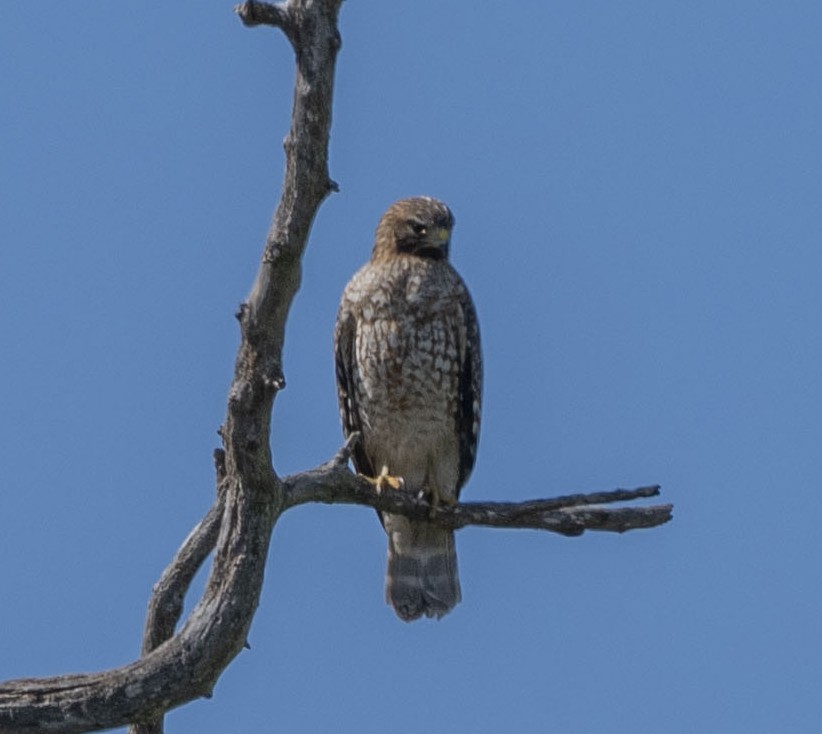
[384,515,460,622]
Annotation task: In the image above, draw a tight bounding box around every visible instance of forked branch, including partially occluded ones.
[0,2,343,733]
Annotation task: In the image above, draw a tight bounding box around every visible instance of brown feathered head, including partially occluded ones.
[372,196,455,263]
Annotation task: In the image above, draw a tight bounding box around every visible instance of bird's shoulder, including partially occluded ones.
[341,256,466,309]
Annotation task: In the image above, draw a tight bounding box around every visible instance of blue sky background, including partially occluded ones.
[2,2,821,732]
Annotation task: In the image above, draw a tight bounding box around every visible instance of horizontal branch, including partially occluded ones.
[283,438,672,536]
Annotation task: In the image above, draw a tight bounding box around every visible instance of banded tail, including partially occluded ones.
[384,515,460,621]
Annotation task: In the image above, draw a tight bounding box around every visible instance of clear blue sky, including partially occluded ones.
[2,2,821,732]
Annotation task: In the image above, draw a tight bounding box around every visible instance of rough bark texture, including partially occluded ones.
[0,2,342,732]
[283,435,672,535]
[0,2,672,732]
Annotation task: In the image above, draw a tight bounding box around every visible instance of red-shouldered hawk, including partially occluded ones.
[334,196,482,621]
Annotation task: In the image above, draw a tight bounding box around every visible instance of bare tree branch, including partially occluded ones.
[287,473,671,535]
[0,2,342,732]
[235,1,294,39]
[126,454,229,734]
[282,438,672,535]
[139,451,228,659]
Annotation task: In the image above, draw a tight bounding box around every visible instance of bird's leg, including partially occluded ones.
[426,481,457,519]
[362,465,404,493]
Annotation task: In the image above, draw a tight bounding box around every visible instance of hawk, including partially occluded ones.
[334,196,482,621]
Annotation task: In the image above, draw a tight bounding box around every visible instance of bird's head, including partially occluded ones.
[372,196,455,263]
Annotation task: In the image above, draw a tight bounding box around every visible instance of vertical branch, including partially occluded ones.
[131,2,343,733]
[0,2,342,732]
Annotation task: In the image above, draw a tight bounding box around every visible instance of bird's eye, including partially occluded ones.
[410,222,427,236]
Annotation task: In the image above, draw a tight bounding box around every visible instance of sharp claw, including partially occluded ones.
[362,465,405,494]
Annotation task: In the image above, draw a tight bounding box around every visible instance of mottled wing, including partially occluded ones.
[456,284,482,493]
[334,298,375,478]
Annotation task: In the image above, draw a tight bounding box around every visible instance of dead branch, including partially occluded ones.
[138,452,227,659]
[283,436,672,535]
[285,468,671,535]
[0,1,342,732]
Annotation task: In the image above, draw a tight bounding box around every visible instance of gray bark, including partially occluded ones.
[0,2,341,732]
[284,435,672,535]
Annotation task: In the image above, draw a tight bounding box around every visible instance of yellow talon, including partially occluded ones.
[364,465,404,493]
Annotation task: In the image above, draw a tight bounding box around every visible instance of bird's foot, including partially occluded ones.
[427,485,456,519]
[363,465,404,494]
